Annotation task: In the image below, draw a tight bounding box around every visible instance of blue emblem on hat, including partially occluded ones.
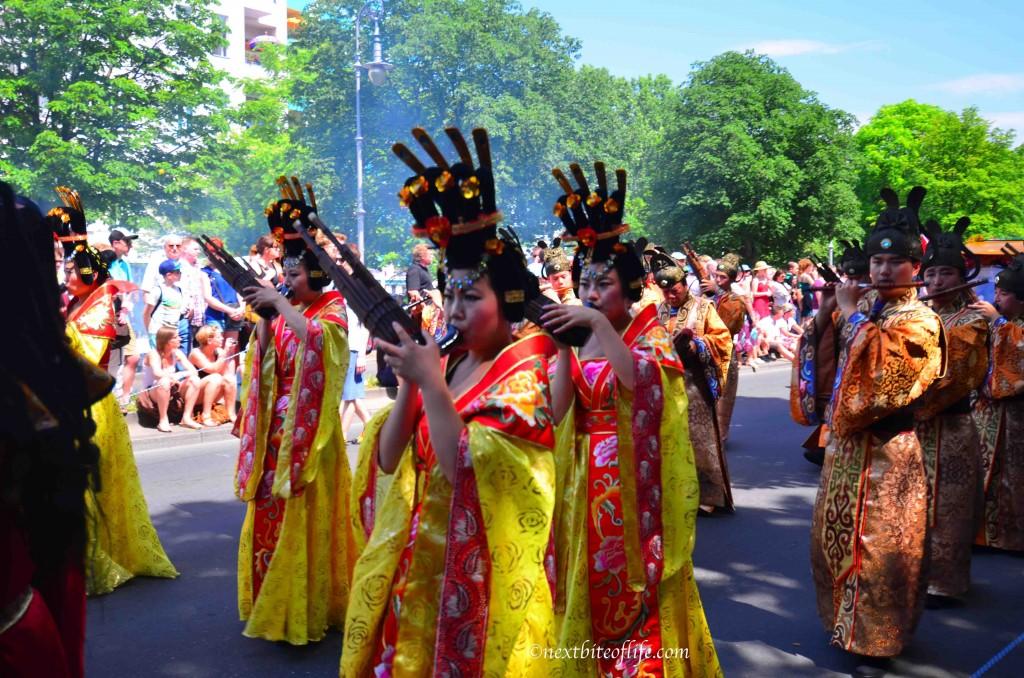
[880,237,893,250]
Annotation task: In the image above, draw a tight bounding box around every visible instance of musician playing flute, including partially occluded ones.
[913,217,989,601]
[234,180,355,644]
[809,187,944,665]
[699,252,750,442]
[790,240,869,467]
[46,187,178,597]
[970,245,1024,552]
[341,128,559,677]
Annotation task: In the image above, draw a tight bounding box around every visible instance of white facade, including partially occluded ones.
[210,0,295,104]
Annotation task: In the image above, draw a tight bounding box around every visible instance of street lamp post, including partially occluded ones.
[354,1,393,261]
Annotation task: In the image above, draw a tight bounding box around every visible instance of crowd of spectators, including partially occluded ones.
[93,227,840,431]
[99,232,260,432]
[666,250,835,370]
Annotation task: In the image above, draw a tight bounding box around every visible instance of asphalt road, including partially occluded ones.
[85,366,1024,677]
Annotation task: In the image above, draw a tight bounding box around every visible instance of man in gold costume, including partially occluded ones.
[808,187,943,670]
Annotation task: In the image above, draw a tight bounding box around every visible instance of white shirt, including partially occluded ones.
[346,306,371,361]
[757,315,780,342]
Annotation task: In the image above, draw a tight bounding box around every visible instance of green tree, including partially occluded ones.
[0,0,229,225]
[855,100,1024,238]
[164,45,331,251]
[649,51,860,262]
[292,0,585,264]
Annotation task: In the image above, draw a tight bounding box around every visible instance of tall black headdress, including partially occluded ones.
[550,162,644,301]
[393,127,533,322]
[44,186,107,285]
[865,186,925,260]
[995,242,1024,299]
[921,216,979,280]
[837,239,869,278]
[267,176,329,290]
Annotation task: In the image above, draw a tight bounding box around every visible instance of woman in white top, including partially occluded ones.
[340,243,371,444]
[138,326,203,432]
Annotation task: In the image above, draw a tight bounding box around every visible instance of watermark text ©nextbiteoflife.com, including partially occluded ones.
[529,640,689,661]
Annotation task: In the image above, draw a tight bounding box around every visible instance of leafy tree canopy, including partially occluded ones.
[649,51,861,262]
[0,0,230,226]
[855,100,1024,239]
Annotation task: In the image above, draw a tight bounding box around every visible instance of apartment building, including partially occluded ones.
[210,0,301,103]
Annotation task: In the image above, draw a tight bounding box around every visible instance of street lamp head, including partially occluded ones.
[367,63,390,86]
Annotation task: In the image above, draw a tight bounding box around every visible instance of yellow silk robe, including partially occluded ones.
[341,334,558,677]
[810,291,943,657]
[554,304,721,677]
[914,294,988,597]
[975,316,1024,551]
[67,282,178,595]
[661,296,735,510]
[234,291,354,644]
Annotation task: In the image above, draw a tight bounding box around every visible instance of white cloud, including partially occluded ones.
[986,112,1024,128]
[743,39,875,57]
[932,74,1024,95]
[984,111,1024,141]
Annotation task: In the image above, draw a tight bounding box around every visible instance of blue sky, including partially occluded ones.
[289,0,1024,141]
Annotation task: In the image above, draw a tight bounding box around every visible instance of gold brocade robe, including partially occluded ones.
[790,315,839,453]
[553,304,721,677]
[661,296,735,510]
[714,291,747,441]
[341,334,558,677]
[975,316,1024,551]
[810,290,943,657]
[67,283,178,595]
[913,294,988,597]
[234,291,354,644]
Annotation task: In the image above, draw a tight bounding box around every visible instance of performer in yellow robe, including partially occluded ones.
[47,188,178,596]
[234,185,354,644]
[542,163,720,677]
[342,127,558,677]
[914,217,989,600]
[809,187,943,661]
[971,245,1024,552]
[653,252,735,513]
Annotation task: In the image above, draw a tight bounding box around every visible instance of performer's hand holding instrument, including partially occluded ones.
[682,241,713,297]
[199,236,279,319]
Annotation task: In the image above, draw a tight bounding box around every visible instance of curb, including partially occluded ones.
[132,427,237,452]
[128,391,396,452]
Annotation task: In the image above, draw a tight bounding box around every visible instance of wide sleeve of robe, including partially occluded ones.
[615,321,699,592]
[828,303,943,438]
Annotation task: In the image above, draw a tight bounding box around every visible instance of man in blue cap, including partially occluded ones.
[143,259,185,345]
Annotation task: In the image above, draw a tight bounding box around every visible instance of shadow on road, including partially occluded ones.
[86,500,342,677]
[703,389,1024,677]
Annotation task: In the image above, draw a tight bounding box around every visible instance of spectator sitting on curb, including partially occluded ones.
[188,324,238,426]
[136,327,203,432]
